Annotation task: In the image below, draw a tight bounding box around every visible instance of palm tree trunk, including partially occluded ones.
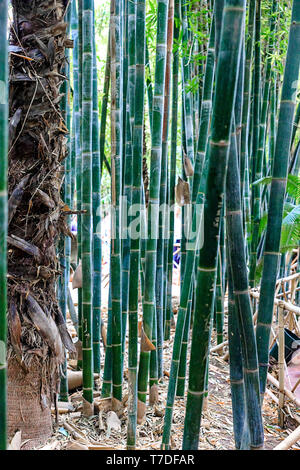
[7,0,74,447]
[0,0,8,451]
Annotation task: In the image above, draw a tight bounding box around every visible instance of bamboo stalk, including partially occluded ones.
[110,0,123,406]
[165,0,180,342]
[182,0,246,450]
[92,18,102,376]
[256,0,300,399]
[81,0,94,412]
[137,0,169,422]
[127,0,146,449]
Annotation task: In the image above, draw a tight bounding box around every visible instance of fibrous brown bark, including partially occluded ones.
[7,0,74,448]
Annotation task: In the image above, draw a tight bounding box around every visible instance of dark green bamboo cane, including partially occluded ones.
[137,0,169,421]
[181,0,194,169]
[128,0,136,133]
[155,0,174,379]
[161,7,216,447]
[191,16,215,204]
[92,25,102,376]
[227,256,245,450]
[182,0,245,450]
[165,0,180,342]
[249,0,262,286]
[256,0,300,399]
[81,0,94,409]
[240,0,255,203]
[121,109,132,368]
[250,0,278,285]
[215,247,224,345]
[226,121,264,449]
[126,0,146,449]
[77,0,83,368]
[291,100,300,150]
[110,0,123,405]
[121,0,132,368]
[99,32,111,176]
[0,0,8,451]
[175,294,192,397]
[102,286,112,397]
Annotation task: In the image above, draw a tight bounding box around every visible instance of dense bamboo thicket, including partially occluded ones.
[1,0,300,452]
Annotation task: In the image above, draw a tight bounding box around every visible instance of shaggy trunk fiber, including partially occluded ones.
[7,0,74,448]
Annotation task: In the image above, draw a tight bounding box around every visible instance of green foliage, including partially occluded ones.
[256,174,300,253]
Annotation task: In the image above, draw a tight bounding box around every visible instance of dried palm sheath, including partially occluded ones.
[81,0,94,409]
[0,0,8,451]
[182,0,245,450]
[58,4,72,402]
[110,0,123,405]
[126,0,146,443]
[165,0,180,343]
[226,120,264,449]
[7,0,75,446]
[137,0,168,422]
[256,0,300,400]
[155,0,174,379]
[92,20,101,376]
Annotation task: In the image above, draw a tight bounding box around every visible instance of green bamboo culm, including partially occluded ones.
[110,0,123,406]
[256,0,300,400]
[121,0,132,369]
[182,0,246,450]
[76,0,83,367]
[127,0,146,449]
[165,0,180,343]
[155,0,174,380]
[59,4,71,402]
[0,0,8,451]
[161,6,216,448]
[240,0,255,203]
[92,23,102,375]
[226,121,264,449]
[99,32,111,176]
[81,0,94,410]
[137,0,169,421]
[227,255,245,450]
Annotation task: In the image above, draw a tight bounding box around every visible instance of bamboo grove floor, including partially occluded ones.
[27,300,300,451]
